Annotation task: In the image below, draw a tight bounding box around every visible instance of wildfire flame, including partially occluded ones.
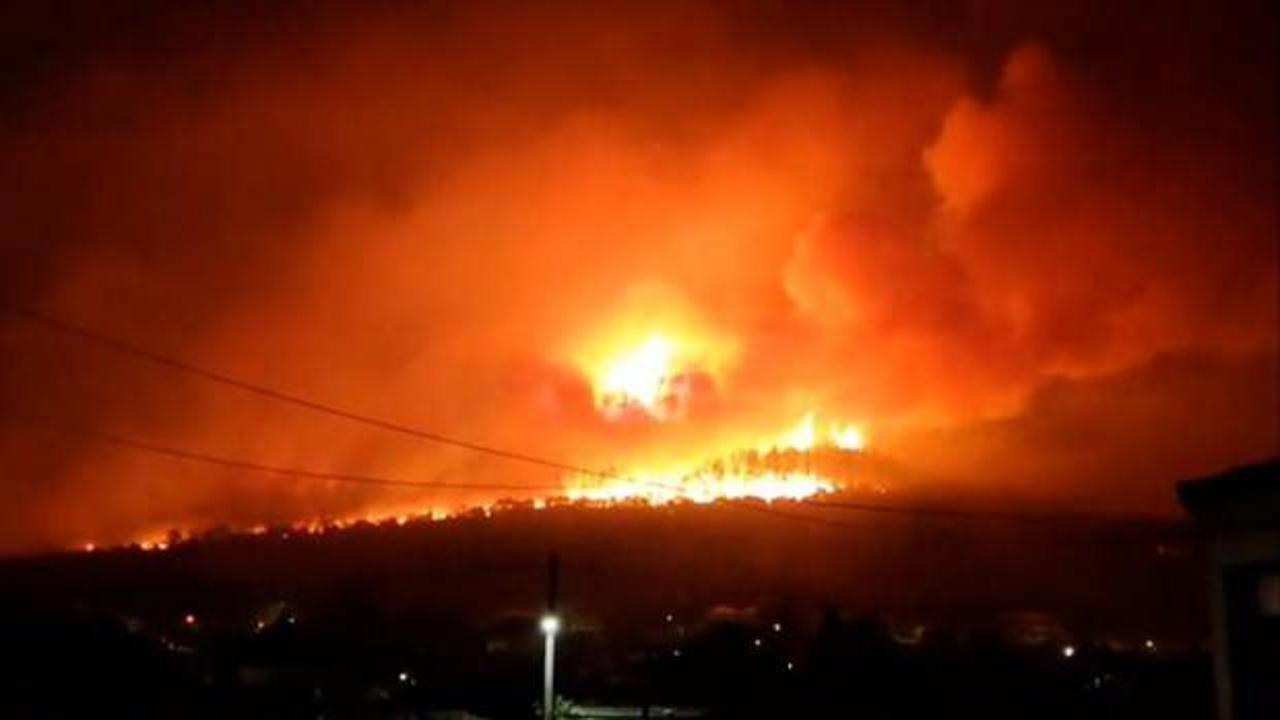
[95,331,873,553]
[830,424,867,452]
[562,411,867,504]
[566,469,834,504]
[567,334,869,504]
[597,333,677,418]
[773,412,866,453]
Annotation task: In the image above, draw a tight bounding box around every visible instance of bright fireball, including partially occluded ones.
[598,334,674,413]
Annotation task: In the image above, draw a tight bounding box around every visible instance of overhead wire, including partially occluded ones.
[4,306,622,481]
[4,305,1182,531]
[24,418,567,493]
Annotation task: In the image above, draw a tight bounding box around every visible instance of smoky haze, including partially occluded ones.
[0,0,1275,553]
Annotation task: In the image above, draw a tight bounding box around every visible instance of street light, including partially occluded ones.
[541,614,559,718]
[543,552,560,719]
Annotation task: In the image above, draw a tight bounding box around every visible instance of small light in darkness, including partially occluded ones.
[540,615,560,635]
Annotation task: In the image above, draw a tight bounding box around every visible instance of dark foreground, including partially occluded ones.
[0,502,1212,718]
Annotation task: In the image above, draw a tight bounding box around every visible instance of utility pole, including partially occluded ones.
[540,551,560,719]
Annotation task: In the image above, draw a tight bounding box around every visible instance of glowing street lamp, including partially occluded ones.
[541,614,559,718]
[542,552,560,719]
[540,615,560,635]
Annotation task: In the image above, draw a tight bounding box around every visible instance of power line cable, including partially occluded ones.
[22,414,870,529]
[24,418,567,493]
[18,414,1182,537]
[5,306,1182,529]
[6,306,628,482]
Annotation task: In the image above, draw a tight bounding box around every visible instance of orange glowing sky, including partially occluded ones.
[0,0,1276,554]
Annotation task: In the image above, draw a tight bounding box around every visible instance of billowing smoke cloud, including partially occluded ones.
[0,1,1274,552]
[781,41,1277,504]
[784,43,1277,413]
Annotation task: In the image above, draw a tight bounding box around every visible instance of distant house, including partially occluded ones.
[1177,459,1280,720]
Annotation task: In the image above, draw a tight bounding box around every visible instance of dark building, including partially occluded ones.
[1178,459,1280,720]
